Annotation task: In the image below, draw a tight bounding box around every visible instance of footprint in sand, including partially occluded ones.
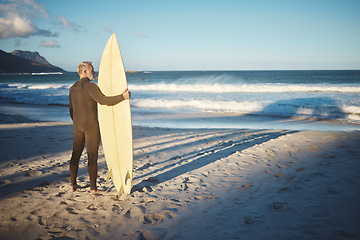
[166,211,178,219]
[8,162,19,167]
[194,195,203,200]
[277,187,290,194]
[86,204,97,211]
[24,170,42,177]
[66,207,79,215]
[296,167,305,172]
[55,192,65,197]
[143,213,166,224]
[139,228,167,240]
[125,206,146,219]
[137,163,152,171]
[40,181,53,187]
[273,202,286,209]
[202,171,210,177]
[0,179,12,185]
[239,183,253,191]
[112,204,122,212]
[244,216,262,225]
[285,175,296,180]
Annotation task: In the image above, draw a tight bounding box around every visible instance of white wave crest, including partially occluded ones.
[342,105,360,114]
[132,98,360,122]
[31,72,63,75]
[132,99,263,113]
[8,83,71,90]
[342,106,360,121]
[129,83,360,93]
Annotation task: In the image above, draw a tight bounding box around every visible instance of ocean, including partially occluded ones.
[1,70,360,131]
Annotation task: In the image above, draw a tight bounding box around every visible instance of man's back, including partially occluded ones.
[69,77,99,132]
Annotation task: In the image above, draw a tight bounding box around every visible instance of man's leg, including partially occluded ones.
[85,125,101,191]
[70,129,85,191]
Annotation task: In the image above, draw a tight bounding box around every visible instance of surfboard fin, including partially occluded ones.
[106,169,113,182]
[125,171,132,185]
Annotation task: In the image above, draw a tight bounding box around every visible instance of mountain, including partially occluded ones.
[0,49,65,74]
[11,50,51,65]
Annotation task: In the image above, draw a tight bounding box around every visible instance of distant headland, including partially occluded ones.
[0,50,145,75]
[0,49,65,74]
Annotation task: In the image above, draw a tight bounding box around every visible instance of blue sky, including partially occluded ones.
[0,0,359,71]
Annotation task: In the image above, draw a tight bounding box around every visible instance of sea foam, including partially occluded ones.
[129,83,360,93]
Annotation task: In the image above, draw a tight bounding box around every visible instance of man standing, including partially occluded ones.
[69,61,130,193]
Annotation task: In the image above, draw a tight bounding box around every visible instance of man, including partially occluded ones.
[69,61,130,193]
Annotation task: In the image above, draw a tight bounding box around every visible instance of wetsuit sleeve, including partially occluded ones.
[87,83,125,106]
[69,89,74,120]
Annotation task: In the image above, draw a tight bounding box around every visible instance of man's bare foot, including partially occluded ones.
[90,189,102,194]
[70,185,78,192]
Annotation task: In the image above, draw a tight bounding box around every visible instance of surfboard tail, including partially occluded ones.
[119,185,125,195]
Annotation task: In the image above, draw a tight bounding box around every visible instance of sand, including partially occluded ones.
[0,110,360,240]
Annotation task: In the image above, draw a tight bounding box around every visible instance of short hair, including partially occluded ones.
[77,61,92,75]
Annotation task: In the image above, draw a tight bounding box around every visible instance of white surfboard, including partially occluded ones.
[98,33,133,194]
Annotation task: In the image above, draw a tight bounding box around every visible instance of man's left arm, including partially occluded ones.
[88,83,126,106]
[69,89,74,120]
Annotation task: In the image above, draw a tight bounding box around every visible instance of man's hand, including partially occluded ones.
[122,88,131,100]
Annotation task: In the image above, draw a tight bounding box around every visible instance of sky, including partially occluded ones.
[0,0,359,71]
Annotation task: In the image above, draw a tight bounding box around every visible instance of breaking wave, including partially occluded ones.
[129,83,360,93]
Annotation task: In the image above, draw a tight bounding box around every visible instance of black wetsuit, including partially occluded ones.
[69,77,124,190]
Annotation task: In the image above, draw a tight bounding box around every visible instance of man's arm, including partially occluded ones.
[87,83,129,106]
[69,89,74,120]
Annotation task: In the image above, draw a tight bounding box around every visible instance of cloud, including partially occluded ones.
[1,0,49,19]
[57,16,84,32]
[103,27,112,33]
[0,0,80,39]
[135,32,147,38]
[40,40,60,48]
[0,13,57,39]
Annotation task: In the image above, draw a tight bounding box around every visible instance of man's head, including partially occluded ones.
[77,61,95,80]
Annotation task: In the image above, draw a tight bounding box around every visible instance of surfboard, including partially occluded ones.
[98,33,133,194]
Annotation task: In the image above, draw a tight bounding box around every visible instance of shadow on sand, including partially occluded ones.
[132,129,297,193]
[0,122,73,198]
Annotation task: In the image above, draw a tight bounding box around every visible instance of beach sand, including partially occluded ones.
[0,110,359,240]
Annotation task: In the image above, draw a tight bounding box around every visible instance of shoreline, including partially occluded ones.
[0,71,145,75]
[1,101,360,132]
[1,105,360,239]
